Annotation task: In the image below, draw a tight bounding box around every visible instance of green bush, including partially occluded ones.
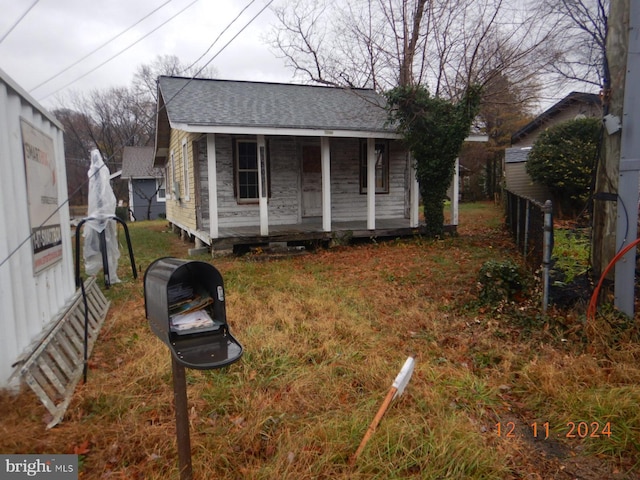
[477,260,524,304]
[526,117,600,218]
[115,206,128,223]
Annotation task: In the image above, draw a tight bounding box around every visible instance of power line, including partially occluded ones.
[29,0,175,94]
[187,0,274,79]
[181,0,256,74]
[37,0,199,102]
[0,0,275,271]
[0,0,40,45]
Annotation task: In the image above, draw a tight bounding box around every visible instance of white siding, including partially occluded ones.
[0,71,75,388]
[268,136,300,224]
[213,135,408,228]
[331,138,406,222]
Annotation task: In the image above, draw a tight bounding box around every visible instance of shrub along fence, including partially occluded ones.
[504,190,553,312]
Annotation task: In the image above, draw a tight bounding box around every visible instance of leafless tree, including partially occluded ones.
[52,56,219,206]
[541,0,608,91]
[270,0,554,102]
[53,108,96,206]
[132,54,219,104]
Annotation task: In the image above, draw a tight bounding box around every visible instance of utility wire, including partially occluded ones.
[29,0,175,94]
[0,0,275,271]
[0,0,39,45]
[185,0,274,79]
[37,0,199,102]
[181,0,256,74]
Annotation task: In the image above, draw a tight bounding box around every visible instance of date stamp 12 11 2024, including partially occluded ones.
[495,421,612,440]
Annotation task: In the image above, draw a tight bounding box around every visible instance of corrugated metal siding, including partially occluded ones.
[0,73,75,388]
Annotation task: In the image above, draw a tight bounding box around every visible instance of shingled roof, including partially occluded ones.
[157,76,397,135]
[121,146,161,179]
[511,92,601,144]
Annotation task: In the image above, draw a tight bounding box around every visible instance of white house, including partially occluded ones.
[154,77,485,252]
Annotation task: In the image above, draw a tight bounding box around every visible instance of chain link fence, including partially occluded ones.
[504,190,554,312]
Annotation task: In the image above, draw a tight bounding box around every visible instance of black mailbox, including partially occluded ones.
[144,257,243,370]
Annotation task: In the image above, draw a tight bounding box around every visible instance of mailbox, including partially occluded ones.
[144,257,243,370]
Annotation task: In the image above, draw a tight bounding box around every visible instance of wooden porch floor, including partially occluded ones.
[209,218,455,250]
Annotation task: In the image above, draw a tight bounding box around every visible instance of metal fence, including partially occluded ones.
[504,190,552,270]
[504,190,554,312]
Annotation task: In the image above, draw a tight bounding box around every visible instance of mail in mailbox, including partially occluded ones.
[144,257,243,370]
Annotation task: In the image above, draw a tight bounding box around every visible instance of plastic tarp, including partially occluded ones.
[83,149,120,283]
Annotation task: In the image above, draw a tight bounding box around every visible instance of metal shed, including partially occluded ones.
[0,67,108,421]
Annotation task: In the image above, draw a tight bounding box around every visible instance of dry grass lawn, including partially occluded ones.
[0,202,638,479]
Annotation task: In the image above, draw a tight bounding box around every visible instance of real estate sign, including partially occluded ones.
[21,119,62,274]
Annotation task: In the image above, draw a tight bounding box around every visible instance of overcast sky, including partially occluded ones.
[0,0,293,108]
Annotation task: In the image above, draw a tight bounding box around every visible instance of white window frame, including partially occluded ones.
[157,176,166,202]
[182,138,190,201]
[169,150,177,200]
[360,139,389,194]
[235,139,260,203]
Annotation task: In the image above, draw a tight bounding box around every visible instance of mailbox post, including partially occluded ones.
[144,258,243,479]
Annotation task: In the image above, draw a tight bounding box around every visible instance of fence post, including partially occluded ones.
[542,200,553,314]
[516,196,521,249]
[524,200,530,258]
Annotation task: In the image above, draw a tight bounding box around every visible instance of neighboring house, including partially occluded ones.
[154,76,485,252]
[121,146,166,221]
[0,67,109,425]
[505,91,602,202]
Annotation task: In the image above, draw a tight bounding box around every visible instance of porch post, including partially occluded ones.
[321,137,331,232]
[206,134,219,239]
[451,158,459,226]
[257,134,269,236]
[367,138,376,230]
[409,154,419,227]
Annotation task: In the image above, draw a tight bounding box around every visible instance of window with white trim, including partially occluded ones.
[360,140,389,193]
[157,176,166,202]
[182,139,190,200]
[169,150,177,199]
[235,140,259,202]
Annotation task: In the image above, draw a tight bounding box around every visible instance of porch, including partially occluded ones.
[208,218,456,251]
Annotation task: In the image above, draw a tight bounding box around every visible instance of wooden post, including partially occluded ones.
[451,158,459,227]
[592,0,627,280]
[321,137,331,232]
[257,134,268,237]
[351,387,397,464]
[367,138,376,230]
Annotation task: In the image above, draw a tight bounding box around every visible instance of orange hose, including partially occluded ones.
[587,237,640,321]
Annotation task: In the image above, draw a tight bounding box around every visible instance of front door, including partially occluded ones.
[302,145,322,217]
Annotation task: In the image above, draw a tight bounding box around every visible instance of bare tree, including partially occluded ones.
[132,54,219,104]
[541,0,609,91]
[131,54,219,142]
[270,0,554,101]
[53,108,96,206]
[51,55,219,207]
